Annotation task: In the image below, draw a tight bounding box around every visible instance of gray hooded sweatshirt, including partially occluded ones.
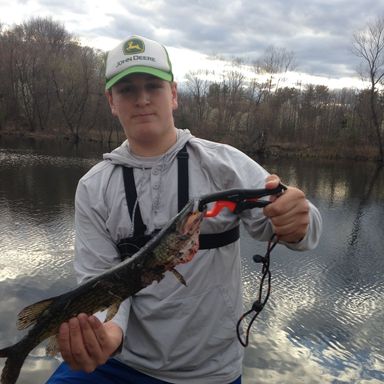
[74,129,322,384]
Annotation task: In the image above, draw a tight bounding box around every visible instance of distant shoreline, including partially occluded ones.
[0,130,380,163]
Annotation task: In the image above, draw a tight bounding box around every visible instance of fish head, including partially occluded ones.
[173,202,205,265]
[145,200,205,272]
[180,210,205,236]
[176,199,205,239]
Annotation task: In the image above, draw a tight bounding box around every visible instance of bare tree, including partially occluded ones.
[1,18,72,131]
[52,44,100,143]
[352,15,384,163]
[254,45,296,93]
[221,65,246,132]
[185,70,212,134]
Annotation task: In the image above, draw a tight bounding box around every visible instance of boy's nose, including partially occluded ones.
[135,89,150,106]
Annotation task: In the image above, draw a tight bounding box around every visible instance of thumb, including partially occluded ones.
[265,174,281,189]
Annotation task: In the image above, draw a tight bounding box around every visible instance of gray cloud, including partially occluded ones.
[89,0,383,79]
[34,0,88,15]
[4,0,384,79]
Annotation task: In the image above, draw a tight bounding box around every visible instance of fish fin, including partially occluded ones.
[105,302,120,322]
[17,297,55,330]
[46,335,60,357]
[170,268,187,286]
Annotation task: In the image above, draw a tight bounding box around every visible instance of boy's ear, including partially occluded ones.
[171,82,178,110]
[105,90,117,115]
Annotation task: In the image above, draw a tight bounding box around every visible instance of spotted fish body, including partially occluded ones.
[0,200,204,384]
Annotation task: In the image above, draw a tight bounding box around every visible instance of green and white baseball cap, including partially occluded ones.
[105,35,174,89]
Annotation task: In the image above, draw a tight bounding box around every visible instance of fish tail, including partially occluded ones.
[0,345,28,384]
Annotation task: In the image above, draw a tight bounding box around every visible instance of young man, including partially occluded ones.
[46,35,322,384]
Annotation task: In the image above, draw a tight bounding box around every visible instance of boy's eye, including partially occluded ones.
[146,82,163,90]
[114,80,164,94]
[118,86,134,93]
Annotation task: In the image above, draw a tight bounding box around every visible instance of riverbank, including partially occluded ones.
[264,142,380,162]
[0,129,380,163]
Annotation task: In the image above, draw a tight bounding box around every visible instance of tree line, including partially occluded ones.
[0,17,383,162]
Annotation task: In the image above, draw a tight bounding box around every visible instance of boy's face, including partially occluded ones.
[106,74,178,146]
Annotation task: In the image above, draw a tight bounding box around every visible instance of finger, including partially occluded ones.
[265,174,281,189]
[68,316,96,372]
[264,174,283,203]
[271,212,309,239]
[263,188,309,242]
[264,191,294,217]
[78,314,105,366]
[68,317,86,370]
[58,318,83,371]
[264,187,306,217]
[88,315,123,359]
[88,316,109,349]
[275,223,308,243]
[58,322,72,363]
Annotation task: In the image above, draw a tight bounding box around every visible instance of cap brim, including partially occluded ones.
[105,66,173,89]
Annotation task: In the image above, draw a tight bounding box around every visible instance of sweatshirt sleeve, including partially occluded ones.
[197,141,323,251]
[73,177,131,335]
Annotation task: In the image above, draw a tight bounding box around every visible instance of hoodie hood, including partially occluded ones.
[103,129,194,168]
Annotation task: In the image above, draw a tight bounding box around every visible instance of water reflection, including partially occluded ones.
[1,143,384,383]
[14,357,60,384]
[241,161,384,383]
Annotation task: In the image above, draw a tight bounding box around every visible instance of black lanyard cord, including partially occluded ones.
[236,234,279,347]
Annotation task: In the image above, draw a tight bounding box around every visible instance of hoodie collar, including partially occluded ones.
[103,129,194,168]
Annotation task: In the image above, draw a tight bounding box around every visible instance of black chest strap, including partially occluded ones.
[177,144,189,212]
[199,225,240,249]
[122,162,147,236]
[117,144,239,259]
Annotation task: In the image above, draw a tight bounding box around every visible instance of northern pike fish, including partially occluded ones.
[0,199,204,384]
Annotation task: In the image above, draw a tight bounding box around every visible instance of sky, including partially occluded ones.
[1,0,383,89]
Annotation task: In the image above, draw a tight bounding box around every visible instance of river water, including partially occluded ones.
[0,138,383,384]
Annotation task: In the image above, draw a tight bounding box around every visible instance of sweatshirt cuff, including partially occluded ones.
[94,298,131,338]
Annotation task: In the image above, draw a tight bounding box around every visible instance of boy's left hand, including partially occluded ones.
[263,174,310,243]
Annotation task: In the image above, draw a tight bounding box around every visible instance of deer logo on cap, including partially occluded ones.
[123,38,145,55]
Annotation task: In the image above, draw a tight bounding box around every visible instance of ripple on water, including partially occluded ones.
[240,226,384,383]
[2,150,384,384]
[0,149,97,169]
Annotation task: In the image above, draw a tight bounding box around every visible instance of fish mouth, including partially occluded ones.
[182,211,204,235]
[177,199,204,234]
[175,209,204,265]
